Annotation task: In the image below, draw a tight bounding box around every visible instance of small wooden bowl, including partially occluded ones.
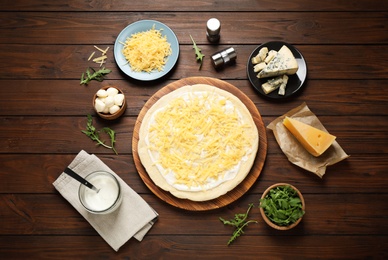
[93,86,126,120]
[259,183,305,230]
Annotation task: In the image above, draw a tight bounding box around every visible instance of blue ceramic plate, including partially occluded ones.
[247,41,307,100]
[114,20,179,81]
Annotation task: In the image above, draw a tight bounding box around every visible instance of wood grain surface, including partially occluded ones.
[0,0,387,258]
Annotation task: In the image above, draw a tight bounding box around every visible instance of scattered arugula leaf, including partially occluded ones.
[189,35,205,70]
[260,185,305,226]
[81,115,118,154]
[102,127,117,154]
[219,203,257,245]
[80,67,111,85]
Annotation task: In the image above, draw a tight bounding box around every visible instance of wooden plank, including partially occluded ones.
[0,116,134,154]
[1,235,387,258]
[0,154,386,194]
[0,45,387,80]
[0,115,385,154]
[0,12,387,44]
[0,79,387,117]
[0,0,386,12]
[1,194,387,236]
[0,235,385,259]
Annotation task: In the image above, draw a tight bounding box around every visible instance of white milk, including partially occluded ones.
[79,171,122,214]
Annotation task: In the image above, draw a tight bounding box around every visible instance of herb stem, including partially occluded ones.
[82,115,118,154]
[220,203,257,245]
[80,67,111,85]
[228,220,258,245]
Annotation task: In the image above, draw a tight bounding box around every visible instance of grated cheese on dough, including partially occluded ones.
[147,91,252,190]
[121,25,172,73]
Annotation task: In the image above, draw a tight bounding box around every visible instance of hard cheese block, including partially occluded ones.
[257,45,298,78]
[283,116,336,157]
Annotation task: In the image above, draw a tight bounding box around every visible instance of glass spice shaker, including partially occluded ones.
[206,18,221,43]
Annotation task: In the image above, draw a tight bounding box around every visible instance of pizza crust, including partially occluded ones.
[138,84,259,201]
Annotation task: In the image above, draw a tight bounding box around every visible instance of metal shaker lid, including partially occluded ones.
[207,18,221,36]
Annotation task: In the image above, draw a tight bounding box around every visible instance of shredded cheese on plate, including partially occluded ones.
[121,25,172,73]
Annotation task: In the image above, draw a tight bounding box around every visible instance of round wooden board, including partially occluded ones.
[132,77,267,211]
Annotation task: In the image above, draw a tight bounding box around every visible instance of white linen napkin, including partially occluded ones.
[53,150,158,251]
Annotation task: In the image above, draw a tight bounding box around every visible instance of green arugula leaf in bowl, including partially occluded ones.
[260,184,305,230]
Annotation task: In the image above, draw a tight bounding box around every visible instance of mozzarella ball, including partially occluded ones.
[114,93,125,106]
[96,89,108,98]
[104,96,114,108]
[106,87,119,96]
[94,98,106,113]
[109,105,120,114]
[102,105,110,114]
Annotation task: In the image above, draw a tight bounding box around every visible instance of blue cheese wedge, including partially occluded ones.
[261,76,283,94]
[261,74,289,95]
[278,75,289,95]
[251,47,268,64]
[253,62,266,72]
[257,45,298,78]
[264,50,277,64]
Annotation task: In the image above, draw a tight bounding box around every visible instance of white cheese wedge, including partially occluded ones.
[257,45,298,78]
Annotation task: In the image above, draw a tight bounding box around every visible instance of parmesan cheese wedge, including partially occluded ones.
[283,116,336,157]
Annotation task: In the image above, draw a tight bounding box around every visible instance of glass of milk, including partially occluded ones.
[78,171,122,214]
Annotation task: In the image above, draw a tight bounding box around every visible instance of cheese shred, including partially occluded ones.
[121,25,172,73]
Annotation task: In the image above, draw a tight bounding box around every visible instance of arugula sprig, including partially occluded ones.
[219,203,257,245]
[82,115,118,154]
[80,67,111,85]
[189,35,205,70]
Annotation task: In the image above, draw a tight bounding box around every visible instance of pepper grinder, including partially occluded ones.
[206,18,221,43]
[211,47,237,69]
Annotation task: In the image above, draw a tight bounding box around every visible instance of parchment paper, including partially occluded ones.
[267,102,349,178]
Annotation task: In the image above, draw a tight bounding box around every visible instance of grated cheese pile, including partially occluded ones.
[121,25,172,73]
[147,91,252,189]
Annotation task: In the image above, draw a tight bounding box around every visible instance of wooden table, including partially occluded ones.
[0,1,387,258]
